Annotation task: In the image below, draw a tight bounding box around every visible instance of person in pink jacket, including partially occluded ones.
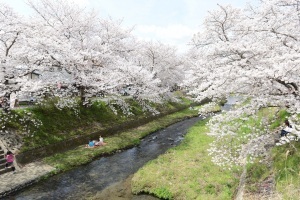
[5,151,15,173]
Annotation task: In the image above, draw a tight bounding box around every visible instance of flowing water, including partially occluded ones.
[11,116,203,200]
[222,96,241,111]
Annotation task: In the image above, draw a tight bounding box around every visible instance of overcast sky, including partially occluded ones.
[1,0,257,52]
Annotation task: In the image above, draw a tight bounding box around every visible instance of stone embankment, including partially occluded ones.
[0,161,54,198]
[0,146,11,176]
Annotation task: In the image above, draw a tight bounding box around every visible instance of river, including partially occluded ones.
[10,116,203,200]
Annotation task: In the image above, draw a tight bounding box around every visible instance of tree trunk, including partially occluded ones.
[79,86,86,106]
[2,93,11,113]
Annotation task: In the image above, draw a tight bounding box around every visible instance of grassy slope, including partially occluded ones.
[131,107,293,200]
[243,109,290,194]
[271,111,300,200]
[272,143,300,199]
[230,109,300,198]
[131,119,240,200]
[6,96,192,152]
[43,106,206,173]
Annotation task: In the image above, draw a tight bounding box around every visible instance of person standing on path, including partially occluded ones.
[5,151,16,173]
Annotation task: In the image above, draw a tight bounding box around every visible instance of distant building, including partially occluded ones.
[18,67,73,102]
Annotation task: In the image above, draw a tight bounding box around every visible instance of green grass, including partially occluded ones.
[245,158,271,192]
[20,100,121,151]
[5,96,193,152]
[231,108,288,194]
[131,106,292,199]
[239,110,298,198]
[43,106,211,173]
[269,109,290,130]
[131,119,241,200]
[272,142,300,199]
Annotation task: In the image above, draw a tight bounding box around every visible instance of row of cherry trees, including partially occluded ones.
[0,0,184,112]
[184,0,300,167]
[3,0,299,161]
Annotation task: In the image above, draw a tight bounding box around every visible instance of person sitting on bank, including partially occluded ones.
[85,140,95,148]
[280,119,293,137]
[94,136,107,146]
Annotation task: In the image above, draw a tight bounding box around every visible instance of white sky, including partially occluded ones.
[0,0,257,52]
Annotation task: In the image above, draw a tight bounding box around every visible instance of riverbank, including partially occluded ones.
[132,118,241,200]
[16,99,199,164]
[131,107,296,199]
[42,105,212,173]
[1,93,194,156]
[0,104,218,198]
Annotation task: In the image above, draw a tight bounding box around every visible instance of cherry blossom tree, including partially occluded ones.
[24,0,169,111]
[184,0,300,168]
[135,41,185,92]
[0,3,33,110]
[188,1,299,111]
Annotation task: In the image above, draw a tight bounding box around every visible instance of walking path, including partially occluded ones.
[0,161,55,198]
